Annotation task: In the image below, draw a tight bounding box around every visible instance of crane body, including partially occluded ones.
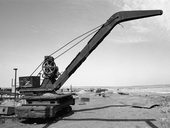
[15,10,162,119]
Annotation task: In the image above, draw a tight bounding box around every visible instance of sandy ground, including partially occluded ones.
[1,92,170,128]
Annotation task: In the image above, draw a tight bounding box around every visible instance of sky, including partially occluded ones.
[0,0,170,88]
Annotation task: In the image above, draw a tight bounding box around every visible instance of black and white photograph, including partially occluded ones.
[0,0,170,128]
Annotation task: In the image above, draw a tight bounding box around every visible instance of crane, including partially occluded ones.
[16,10,163,119]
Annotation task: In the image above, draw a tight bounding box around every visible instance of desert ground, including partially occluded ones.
[1,86,170,128]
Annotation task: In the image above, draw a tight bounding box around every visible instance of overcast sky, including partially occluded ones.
[0,0,170,88]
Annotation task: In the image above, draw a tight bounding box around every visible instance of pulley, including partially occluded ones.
[42,56,59,78]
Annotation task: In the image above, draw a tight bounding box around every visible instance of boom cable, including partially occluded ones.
[50,24,103,56]
[54,28,100,60]
[36,28,101,76]
[30,24,103,76]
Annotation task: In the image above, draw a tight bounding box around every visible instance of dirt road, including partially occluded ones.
[1,93,170,128]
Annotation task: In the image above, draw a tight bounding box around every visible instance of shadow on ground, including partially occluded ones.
[71,105,159,128]
[62,118,158,128]
[18,105,159,128]
[73,104,129,112]
[20,111,74,128]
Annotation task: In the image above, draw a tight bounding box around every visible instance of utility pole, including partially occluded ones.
[13,68,18,101]
[70,84,72,92]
